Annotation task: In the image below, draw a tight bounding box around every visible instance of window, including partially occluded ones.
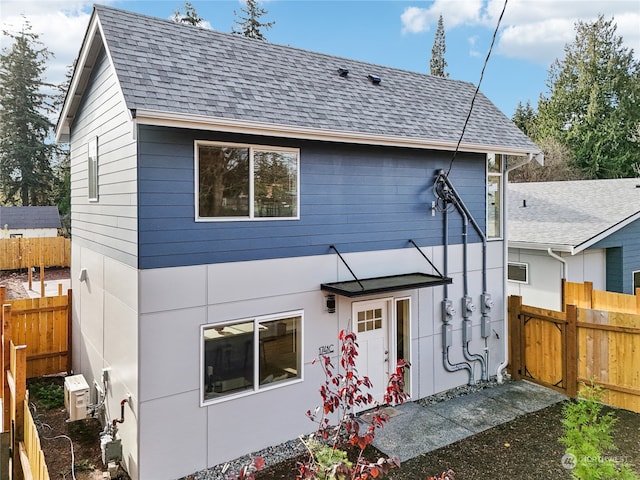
[202,311,302,404]
[508,262,528,283]
[196,142,299,220]
[395,298,411,396]
[487,153,502,239]
[634,270,640,291]
[88,137,98,201]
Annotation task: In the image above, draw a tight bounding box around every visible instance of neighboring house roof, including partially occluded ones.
[508,178,640,254]
[0,206,61,230]
[56,5,541,159]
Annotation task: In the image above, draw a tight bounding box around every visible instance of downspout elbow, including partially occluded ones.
[547,248,568,280]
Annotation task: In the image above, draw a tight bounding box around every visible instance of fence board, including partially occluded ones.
[0,238,70,270]
[564,280,640,314]
[1,292,70,379]
[510,296,640,413]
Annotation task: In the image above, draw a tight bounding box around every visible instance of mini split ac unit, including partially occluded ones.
[64,374,90,421]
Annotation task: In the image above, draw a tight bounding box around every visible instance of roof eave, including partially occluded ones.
[508,241,575,254]
[133,108,539,156]
[55,11,110,143]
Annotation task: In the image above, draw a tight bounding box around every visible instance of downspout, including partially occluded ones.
[442,207,474,385]
[547,248,568,280]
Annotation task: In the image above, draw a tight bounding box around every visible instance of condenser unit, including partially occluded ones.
[64,374,90,421]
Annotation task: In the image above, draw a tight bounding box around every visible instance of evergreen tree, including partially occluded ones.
[0,22,56,205]
[232,0,275,41]
[172,1,205,26]
[536,15,640,179]
[512,100,537,138]
[429,15,448,77]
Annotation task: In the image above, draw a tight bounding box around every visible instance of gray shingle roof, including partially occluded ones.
[73,5,539,154]
[508,179,640,252]
[0,206,61,230]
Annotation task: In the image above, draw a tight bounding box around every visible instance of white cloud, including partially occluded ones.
[1,1,97,86]
[401,0,639,65]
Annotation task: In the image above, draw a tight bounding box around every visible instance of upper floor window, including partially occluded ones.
[633,270,639,292]
[487,153,502,239]
[88,137,98,201]
[196,141,299,220]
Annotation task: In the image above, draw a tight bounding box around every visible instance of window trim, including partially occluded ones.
[508,261,529,284]
[194,140,300,222]
[200,309,304,406]
[88,136,98,202]
[486,153,503,240]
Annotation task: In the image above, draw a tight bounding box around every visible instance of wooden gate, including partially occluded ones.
[509,295,640,412]
[508,296,578,397]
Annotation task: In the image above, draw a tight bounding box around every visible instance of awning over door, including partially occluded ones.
[321,272,452,298]
[321,242,452,298]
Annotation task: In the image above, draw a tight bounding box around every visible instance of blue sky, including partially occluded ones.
[1,0,639,118]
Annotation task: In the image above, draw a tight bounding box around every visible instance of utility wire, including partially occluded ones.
[445,0,508,177]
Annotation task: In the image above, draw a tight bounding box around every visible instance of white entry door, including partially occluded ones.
[352,299,389,406]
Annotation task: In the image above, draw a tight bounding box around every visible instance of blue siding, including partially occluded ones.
[137,126,486,269]
[592,218,640,294]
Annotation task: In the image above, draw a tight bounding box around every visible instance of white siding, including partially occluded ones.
[69,46,138,267]
[508,248,607,310]
[137,243,505,478]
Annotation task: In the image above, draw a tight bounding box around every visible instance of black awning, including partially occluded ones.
[321,272,452,298]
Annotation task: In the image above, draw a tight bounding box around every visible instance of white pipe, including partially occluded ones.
[547,248,568,279]
[496,162,509,383]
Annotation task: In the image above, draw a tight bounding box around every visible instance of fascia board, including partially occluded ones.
[133,108,539,156]
[573,211,640,254]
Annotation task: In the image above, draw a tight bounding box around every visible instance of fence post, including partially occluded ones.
[1,301,11,432]
[565,304,578,398]
[508,295,523,380]
[39,265,45,298]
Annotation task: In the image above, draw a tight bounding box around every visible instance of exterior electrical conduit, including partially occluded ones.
[441,206,474,385]
[436,170,488,381]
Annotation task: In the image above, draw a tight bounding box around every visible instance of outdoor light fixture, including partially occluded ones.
[326,294,336,313]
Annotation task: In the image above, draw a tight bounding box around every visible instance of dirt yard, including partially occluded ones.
[0,266,70,299]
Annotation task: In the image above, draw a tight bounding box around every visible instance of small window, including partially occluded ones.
[487,153,502,239]
[88,137,98,201]
[202,311,302,404]
[633,270,640,291]
[196,141,299,220]
[508,262,528,283]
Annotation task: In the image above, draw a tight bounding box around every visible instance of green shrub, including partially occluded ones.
[30,381,64,410]
[560,382,638,480]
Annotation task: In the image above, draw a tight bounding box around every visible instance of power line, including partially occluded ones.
[445,0,509,177]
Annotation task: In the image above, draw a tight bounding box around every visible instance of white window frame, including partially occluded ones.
[88,137,98,201]
[487,153,503,240]
[394,296,412,398]
[195,140,300,221]
[200,310,304,406]
[508,262,529,284]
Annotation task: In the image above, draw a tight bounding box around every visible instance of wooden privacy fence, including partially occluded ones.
[509,295,640,413]
[0,238,70,271]
[0,287,72,379]
[564,280,640,314]
[1,342,51,480]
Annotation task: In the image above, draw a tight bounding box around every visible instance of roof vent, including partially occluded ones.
[368,74,381,85]
[338,68,349,78]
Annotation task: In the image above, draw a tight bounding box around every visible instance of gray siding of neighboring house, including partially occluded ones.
[592,218,640,294]
[69,47,138,268]
[137,125,486,269]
